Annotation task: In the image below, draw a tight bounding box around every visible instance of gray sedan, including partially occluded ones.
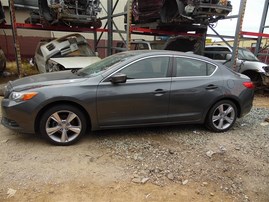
[1,51,254,145]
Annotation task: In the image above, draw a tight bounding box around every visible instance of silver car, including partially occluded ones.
[2,51,254,146]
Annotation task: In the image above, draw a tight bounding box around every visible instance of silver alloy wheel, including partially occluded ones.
[45,110,82,143]
[212,104,235,130]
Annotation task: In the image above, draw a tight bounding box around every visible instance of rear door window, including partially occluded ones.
[175,57,217,77]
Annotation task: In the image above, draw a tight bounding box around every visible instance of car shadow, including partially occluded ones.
[84,124,208,142]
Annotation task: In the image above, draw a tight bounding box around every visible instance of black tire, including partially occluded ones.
[39,105,87,146]
[206,100,237,132]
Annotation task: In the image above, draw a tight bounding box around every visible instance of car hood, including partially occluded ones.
[50,57,101,69]
[9,71,87,92]
[239,60,268,73]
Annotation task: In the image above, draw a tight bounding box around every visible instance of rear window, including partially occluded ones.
[204,47,231,60]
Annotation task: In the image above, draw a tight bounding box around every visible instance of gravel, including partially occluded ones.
[0,106,268,201]
[95,107,269,199]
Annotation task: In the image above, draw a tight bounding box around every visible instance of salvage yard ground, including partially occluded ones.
[0,95,268,202]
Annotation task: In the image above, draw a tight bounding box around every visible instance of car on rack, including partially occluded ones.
[127,0,232,25]
[34,34,100,73]
[13,0,102,28]
[2,50,254,146]
[204,45,269,87]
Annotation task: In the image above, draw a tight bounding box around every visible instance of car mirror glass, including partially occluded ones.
[110,73,127,84]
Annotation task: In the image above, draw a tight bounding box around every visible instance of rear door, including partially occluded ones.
[168,56,224,122]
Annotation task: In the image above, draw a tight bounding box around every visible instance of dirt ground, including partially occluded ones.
[0,95,269,202]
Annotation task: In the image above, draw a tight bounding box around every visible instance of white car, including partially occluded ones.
[204,45,269,87]
[34,34,101,73]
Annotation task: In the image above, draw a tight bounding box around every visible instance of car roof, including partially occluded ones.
[121,50,217,63]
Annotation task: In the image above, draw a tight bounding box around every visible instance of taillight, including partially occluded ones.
[243,82,254,89]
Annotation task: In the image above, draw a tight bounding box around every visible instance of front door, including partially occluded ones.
[97,56,172,127]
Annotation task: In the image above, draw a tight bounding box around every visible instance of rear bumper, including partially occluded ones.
[239,89,254,118]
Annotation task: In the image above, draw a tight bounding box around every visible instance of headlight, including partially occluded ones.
[9,92,38,102]
[262,66,269,73]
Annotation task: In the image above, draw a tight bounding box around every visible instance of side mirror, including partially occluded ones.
[110,73,127,84]
[226,53,232,60]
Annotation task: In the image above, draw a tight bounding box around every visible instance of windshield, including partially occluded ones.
[77,52,135,77]
[238,49,259,61]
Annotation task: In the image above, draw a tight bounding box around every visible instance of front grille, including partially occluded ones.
[46,43,56,51]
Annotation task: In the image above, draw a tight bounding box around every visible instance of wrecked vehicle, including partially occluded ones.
[129,0,232,25]
[14,0,102,28]
[204,46,269,88]
[34,34,100,73]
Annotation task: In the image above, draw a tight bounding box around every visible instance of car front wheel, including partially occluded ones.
[39,105,87,146]
[206,100,237,132]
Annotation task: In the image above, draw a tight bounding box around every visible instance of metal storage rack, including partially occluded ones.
[1,0,269,76]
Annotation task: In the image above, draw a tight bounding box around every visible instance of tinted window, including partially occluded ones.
[120,57,170,79]
[176,58,216,77]
[204,47,230,60]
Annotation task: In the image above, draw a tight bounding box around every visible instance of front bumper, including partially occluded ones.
[1,98,36,134]
[261,74,269,87]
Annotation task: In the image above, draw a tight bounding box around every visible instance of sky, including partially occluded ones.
[208,0,269,38]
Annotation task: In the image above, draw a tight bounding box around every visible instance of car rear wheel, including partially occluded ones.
[39,105,86,146]
[206,100,237,132]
